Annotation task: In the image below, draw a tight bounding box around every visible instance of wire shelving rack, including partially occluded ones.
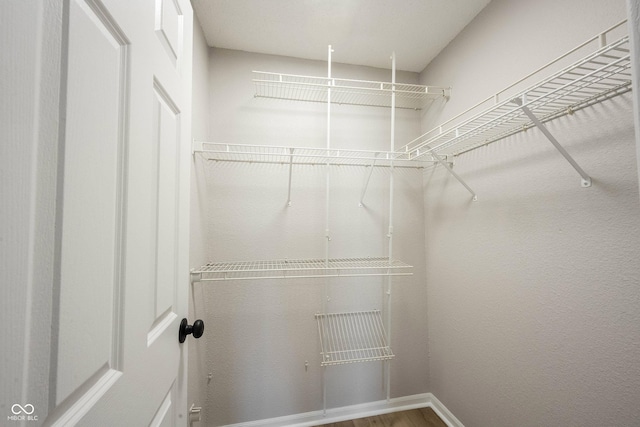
[315,310,394,366]
[190,257,412,282]
[192,141,436,168]
[401,23,631,160]
[391,20,631,198]
[192,47,422,411]
[196,23,632,204]
[191,20,633,415]
[253,71,450,110]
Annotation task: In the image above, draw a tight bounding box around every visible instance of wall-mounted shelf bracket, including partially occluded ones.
[190,269,202,284]
[419,147,478,201]
[359,153,379,207]
[192,140,204,156]
[513,97,592,187]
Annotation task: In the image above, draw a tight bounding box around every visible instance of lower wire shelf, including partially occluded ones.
[191,257,412,282]
[315,310,394,366]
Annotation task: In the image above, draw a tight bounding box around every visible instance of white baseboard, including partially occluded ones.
[219,392,464,427]
[428,393,465,427]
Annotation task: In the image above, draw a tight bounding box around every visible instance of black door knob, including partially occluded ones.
[179,318,204,343]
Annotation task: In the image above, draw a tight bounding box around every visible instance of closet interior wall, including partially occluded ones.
[420,1,640,426]
[191,47,428,426]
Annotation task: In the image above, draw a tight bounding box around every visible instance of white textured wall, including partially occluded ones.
[420,0,640,426]
[192,48,428,425]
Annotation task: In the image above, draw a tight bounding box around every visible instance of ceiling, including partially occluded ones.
[192,0,491,73]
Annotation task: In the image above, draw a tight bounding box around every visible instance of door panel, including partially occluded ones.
[155,0,183,65]
[56,0,128,406]
[148,79,181,345]
[45,0,193,424]
[150,382,177,427]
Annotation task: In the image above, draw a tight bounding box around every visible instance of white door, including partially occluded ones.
[45,0,193,425]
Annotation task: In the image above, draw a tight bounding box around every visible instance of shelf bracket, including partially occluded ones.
[513,97,592,187]
[359,153,379,207]
[191,140,204,157]
[286,148,294,206]
[190,269,202,284]
[420,148,478,201]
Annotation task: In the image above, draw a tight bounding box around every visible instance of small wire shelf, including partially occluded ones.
[401,29,631,159]
[190,257,413,282]
[253,71,450,110]
[192,141,438,168]
[315,310,394,366]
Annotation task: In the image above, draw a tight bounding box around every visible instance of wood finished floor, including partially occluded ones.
[317,407,447,427]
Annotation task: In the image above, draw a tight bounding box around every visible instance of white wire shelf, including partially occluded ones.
[315,310,394,366]
[253,71,450,110]
[400,23,632,159]
[192,141,437,168]
[190,257,413,282]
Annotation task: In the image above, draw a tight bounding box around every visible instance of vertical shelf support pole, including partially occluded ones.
[286,148,294,207]
[385,52,396,403]
[325,45,333,269]
[322,44,333,417]
[513,97,592,187]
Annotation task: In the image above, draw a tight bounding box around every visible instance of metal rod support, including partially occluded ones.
[322,44,333,418]
[359,154,378,206]
[426,149,478,201]
[386,51,396,403]
[515,98,592,187]
[286,148,294,206]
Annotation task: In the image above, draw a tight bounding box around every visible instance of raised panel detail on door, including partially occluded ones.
[56,0,129,406]
[147,78,181,346]
[149,382,176,427]
[154,0,183,65]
